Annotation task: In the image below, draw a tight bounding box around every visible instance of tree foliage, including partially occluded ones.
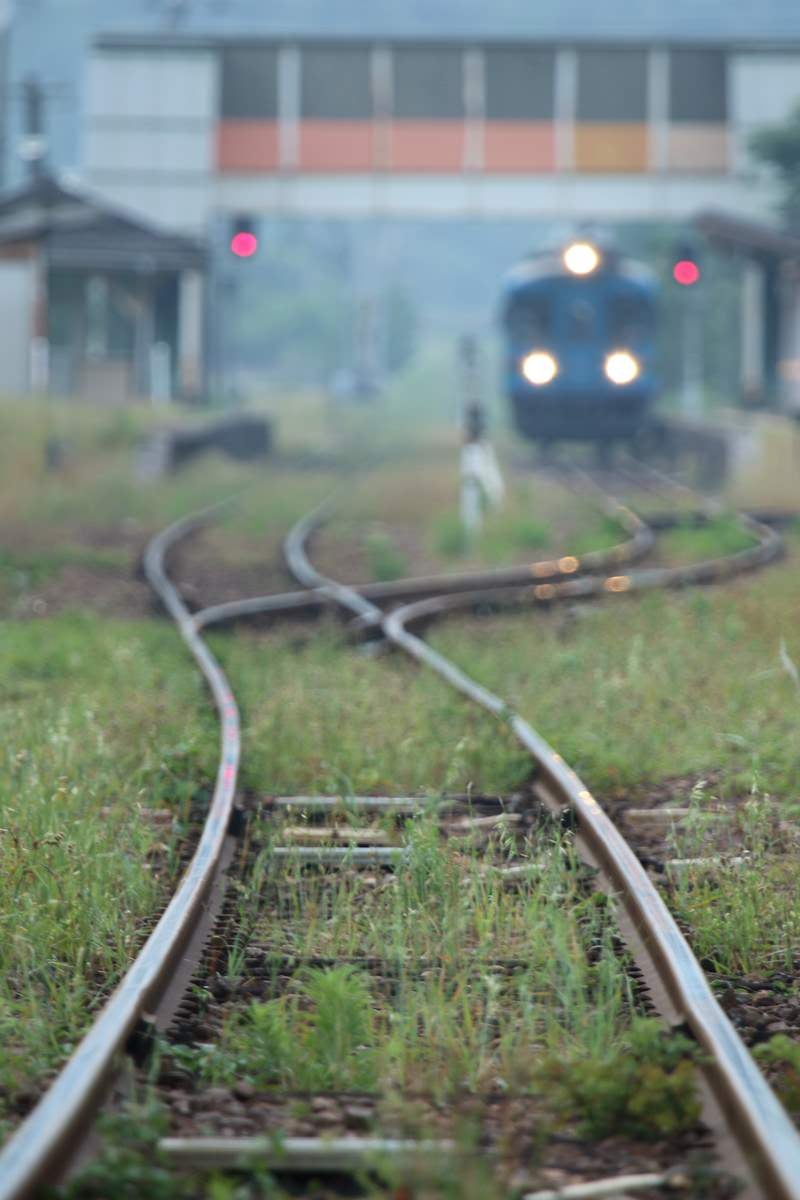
[749,102,800,228]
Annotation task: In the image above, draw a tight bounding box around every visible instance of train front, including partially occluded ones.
[501,239,659,443]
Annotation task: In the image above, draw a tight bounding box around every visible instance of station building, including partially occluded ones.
[82,23,800,227]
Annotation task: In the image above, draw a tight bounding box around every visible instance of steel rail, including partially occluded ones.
[283,506,800,1200]
[193,470,652,631]
[0,505,241,1200]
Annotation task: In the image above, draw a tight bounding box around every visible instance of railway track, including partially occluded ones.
[0,465,797,1199]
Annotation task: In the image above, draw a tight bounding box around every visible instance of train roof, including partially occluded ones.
[503,253,658,297]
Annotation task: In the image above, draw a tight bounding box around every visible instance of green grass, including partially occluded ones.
[657,514,756,565]
[567,513,628,557]
[364,530,409,581]
[428,539,800,798]
[0,546,129,604]
[432,509,550,563]
[668,793,800,975]
[0,613,215,1140]
[177,811,700,1134]
[211,623,529,797]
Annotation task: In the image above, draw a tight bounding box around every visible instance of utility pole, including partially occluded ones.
[20,75,47,178]
[681,288,703,418]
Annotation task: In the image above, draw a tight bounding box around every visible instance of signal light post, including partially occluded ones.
[672,239,702,418]
[211,215,261,402]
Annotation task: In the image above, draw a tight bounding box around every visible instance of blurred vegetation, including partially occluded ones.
[750,102,800,229]
[224,223,419,387]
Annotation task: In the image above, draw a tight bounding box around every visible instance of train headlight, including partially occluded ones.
[604,351,640,385]
[563,241,600,276]
[521,351,558,386]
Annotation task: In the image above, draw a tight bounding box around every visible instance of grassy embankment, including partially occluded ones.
[5,356,800,1183]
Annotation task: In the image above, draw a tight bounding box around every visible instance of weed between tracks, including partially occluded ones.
[200,813,686,1121]
[664,791,800,976]
[212,623,529,797]
[58,807,710,1199]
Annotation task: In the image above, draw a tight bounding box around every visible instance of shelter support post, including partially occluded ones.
[741,260,765,406]
[179,269,204,401]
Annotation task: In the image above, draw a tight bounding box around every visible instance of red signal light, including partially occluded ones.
[230,231,258,258]
[673,260,700,286]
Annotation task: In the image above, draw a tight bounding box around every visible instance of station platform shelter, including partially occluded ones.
[696,211,800,415]
[0,174,206,401]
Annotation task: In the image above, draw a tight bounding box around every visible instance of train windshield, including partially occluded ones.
[505,293,552,342]
[609,292,655,343]
[567,299,597,341]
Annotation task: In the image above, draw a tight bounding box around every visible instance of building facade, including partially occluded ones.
[82,32,800,227]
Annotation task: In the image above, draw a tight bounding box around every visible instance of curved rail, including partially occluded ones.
[0,507,241,1200]
[194,470,652,631]
[283,506,800,1200]
[361,504,782,629]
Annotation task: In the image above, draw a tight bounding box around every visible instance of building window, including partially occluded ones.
[669,49,727,122]
[301,46,373,119]
[220,47,278,118]
[392,46,463,119]
[576,48,648,121]
[484,48,555,120]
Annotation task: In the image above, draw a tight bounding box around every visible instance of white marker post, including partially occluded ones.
[458,336,504,540]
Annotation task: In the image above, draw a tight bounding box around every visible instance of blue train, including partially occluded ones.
[501,238,659,444]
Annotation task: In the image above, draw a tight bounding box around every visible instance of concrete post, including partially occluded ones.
[778,268,800,415]
[463,48,484,172]
[555,48,577,173]
[681,288,703,418]
[741,259,765,406]
[133,279,155,400]
[278,45,300,170]
[31,244,49,393]
[178,269,204,399]
[647,48,669,172]
[372,45,392,170]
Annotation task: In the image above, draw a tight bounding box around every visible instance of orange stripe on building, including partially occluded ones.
[574,123,648,172]
[483,122,556,172]
[299,121,374,171]
[217,121,280,172]
[667,124,728,172]
[390,121,465,172]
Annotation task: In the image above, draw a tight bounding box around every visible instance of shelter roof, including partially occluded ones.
[695,211,800,262]
[0,174,205,272]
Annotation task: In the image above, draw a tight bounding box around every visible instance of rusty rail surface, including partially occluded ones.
[0,507,241,1200]
[282,502,800,1200]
